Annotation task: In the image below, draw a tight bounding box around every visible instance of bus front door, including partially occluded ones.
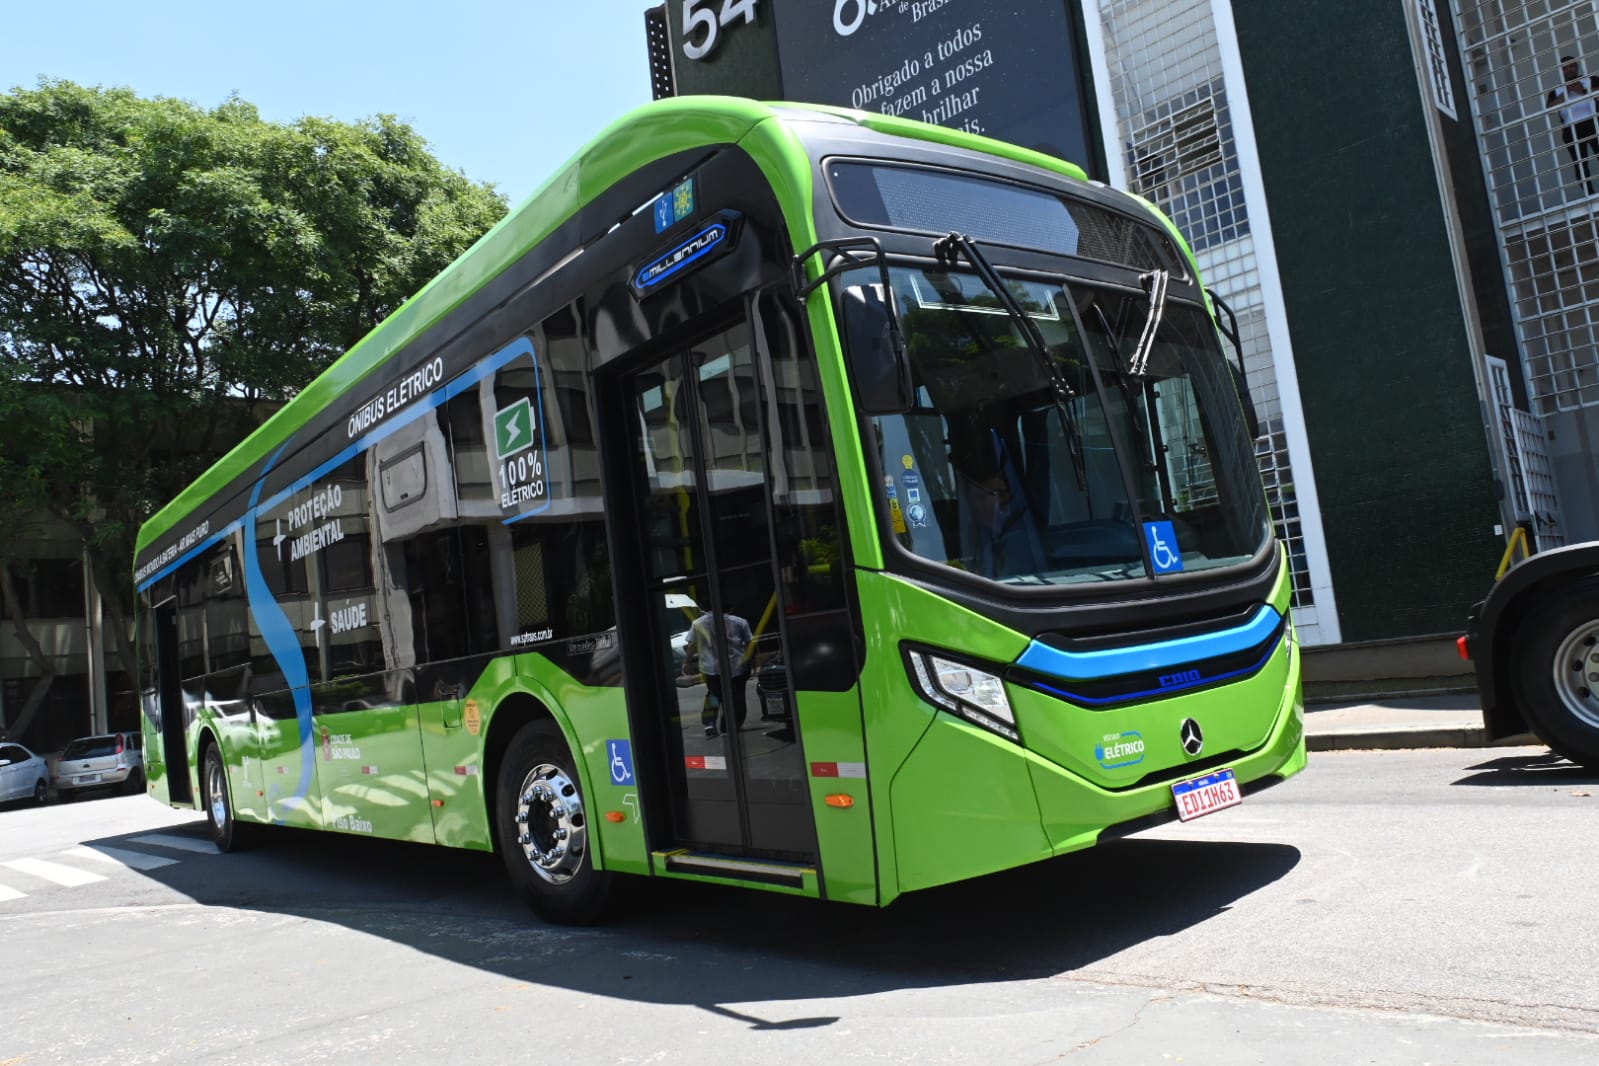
[618,320,819,865]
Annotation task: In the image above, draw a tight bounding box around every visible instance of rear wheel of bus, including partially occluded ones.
[201,742,256,852]
[495,720,612,924]
[1510,577,1599,770]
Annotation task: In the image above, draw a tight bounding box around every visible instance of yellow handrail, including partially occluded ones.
[1496,525,1530,580]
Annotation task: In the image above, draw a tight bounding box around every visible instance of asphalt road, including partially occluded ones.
[2,746,1596,1065]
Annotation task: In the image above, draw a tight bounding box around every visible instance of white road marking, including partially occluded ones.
[0,883,26,902]
[126,833,217,855]
[2,857,106,887]
[63,845,179,871]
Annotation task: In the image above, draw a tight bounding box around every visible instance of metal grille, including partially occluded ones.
[1487,355,1566,548]
[1418,0,1461,119]
[1455,0,1599,413]
[1126,84,1249,253]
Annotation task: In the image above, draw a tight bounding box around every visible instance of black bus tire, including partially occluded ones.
[494,720,612,924]
[1509,577,1599,770]
[201,743,255,852]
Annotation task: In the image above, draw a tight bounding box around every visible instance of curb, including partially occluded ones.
[1308,728,1540,752]
[1303,685,1476,706]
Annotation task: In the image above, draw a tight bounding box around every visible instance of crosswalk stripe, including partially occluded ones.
[0,883,25,902]
[2,857,106,887]
[126,833,217,855]
[63,845,179,871]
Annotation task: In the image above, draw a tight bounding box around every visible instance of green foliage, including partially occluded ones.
[0,78,507,667]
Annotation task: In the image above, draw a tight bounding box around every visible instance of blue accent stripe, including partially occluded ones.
[1016,603,1282,682]
[133,519,246,595]
[241,442,316,806]
[1032,635,1284,707]
[137,340,532,592]
[253,339,530,518]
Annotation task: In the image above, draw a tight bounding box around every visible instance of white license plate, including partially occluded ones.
[77,773,100,784]
[1171,767,1241,822]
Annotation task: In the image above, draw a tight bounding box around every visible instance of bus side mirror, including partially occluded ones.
[841,283,914,415]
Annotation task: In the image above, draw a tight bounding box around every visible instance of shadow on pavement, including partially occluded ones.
[89,821,1300,1023]
[1452,750,1599,786]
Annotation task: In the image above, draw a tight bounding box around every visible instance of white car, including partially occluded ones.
[53,732,145,798]
[0,741,51,806]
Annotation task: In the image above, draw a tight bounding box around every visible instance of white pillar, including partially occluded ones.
[1208,0,1343,642]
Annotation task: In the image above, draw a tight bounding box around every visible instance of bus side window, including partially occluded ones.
[500,309,615,648]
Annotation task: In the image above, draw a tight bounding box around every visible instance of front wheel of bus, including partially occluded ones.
[202,743,253,852]
[495,720,612,924]
[1511,578,1599,770]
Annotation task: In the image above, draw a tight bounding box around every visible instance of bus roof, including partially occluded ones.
[134,96,1099,559]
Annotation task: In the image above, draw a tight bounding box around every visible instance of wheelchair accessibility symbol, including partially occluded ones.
[608,739,634,785]
[1143,520,1185,574]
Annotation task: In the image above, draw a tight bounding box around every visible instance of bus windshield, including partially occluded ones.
[848,265,1270,585]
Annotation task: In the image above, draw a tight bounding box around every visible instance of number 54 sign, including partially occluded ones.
[680,0,760,61]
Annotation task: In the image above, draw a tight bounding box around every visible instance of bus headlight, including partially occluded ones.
[907,649,1019,743]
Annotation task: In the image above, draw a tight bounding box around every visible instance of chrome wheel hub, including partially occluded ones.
[207,758,228,828]
[1552,620,1599,730]
[514,762,587,885]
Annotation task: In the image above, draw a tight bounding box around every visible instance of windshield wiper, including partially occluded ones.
[1088,297,1161,491]
[1129,269,1169,378]
[933,232,1085,489]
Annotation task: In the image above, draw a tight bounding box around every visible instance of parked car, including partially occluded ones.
[53,732,144,799]
[0,742,51,806]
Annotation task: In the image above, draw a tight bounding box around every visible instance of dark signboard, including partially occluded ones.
[652,0,1101,177]
[662,0,783,99]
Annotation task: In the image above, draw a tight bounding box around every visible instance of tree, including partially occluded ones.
[0,79,507,700]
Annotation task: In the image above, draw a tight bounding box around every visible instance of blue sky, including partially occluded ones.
[0,0,655,205]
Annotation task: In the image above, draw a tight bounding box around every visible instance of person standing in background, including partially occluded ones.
[684,608,753,737]
[1549,54,1599,195]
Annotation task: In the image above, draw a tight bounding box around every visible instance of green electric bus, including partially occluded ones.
[133,97,1306,922]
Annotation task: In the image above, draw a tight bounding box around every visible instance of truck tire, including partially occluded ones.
[1509,577,1599,770]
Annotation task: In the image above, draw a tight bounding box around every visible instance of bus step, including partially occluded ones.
[656,850,814,890]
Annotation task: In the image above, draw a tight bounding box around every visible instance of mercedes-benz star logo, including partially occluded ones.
[1179,718,1205,756]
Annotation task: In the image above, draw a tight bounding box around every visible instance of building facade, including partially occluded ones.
[2,404,274,753]
[1453,0,1599,541]
[1,519,126,753]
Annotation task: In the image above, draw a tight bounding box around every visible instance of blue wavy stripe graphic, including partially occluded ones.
[242,444,317,815]
[198,340,540,817]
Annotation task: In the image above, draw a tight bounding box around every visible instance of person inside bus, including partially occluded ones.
[1548,54,1599,195]
[952,426,1046,580]
[683,608,754,737]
